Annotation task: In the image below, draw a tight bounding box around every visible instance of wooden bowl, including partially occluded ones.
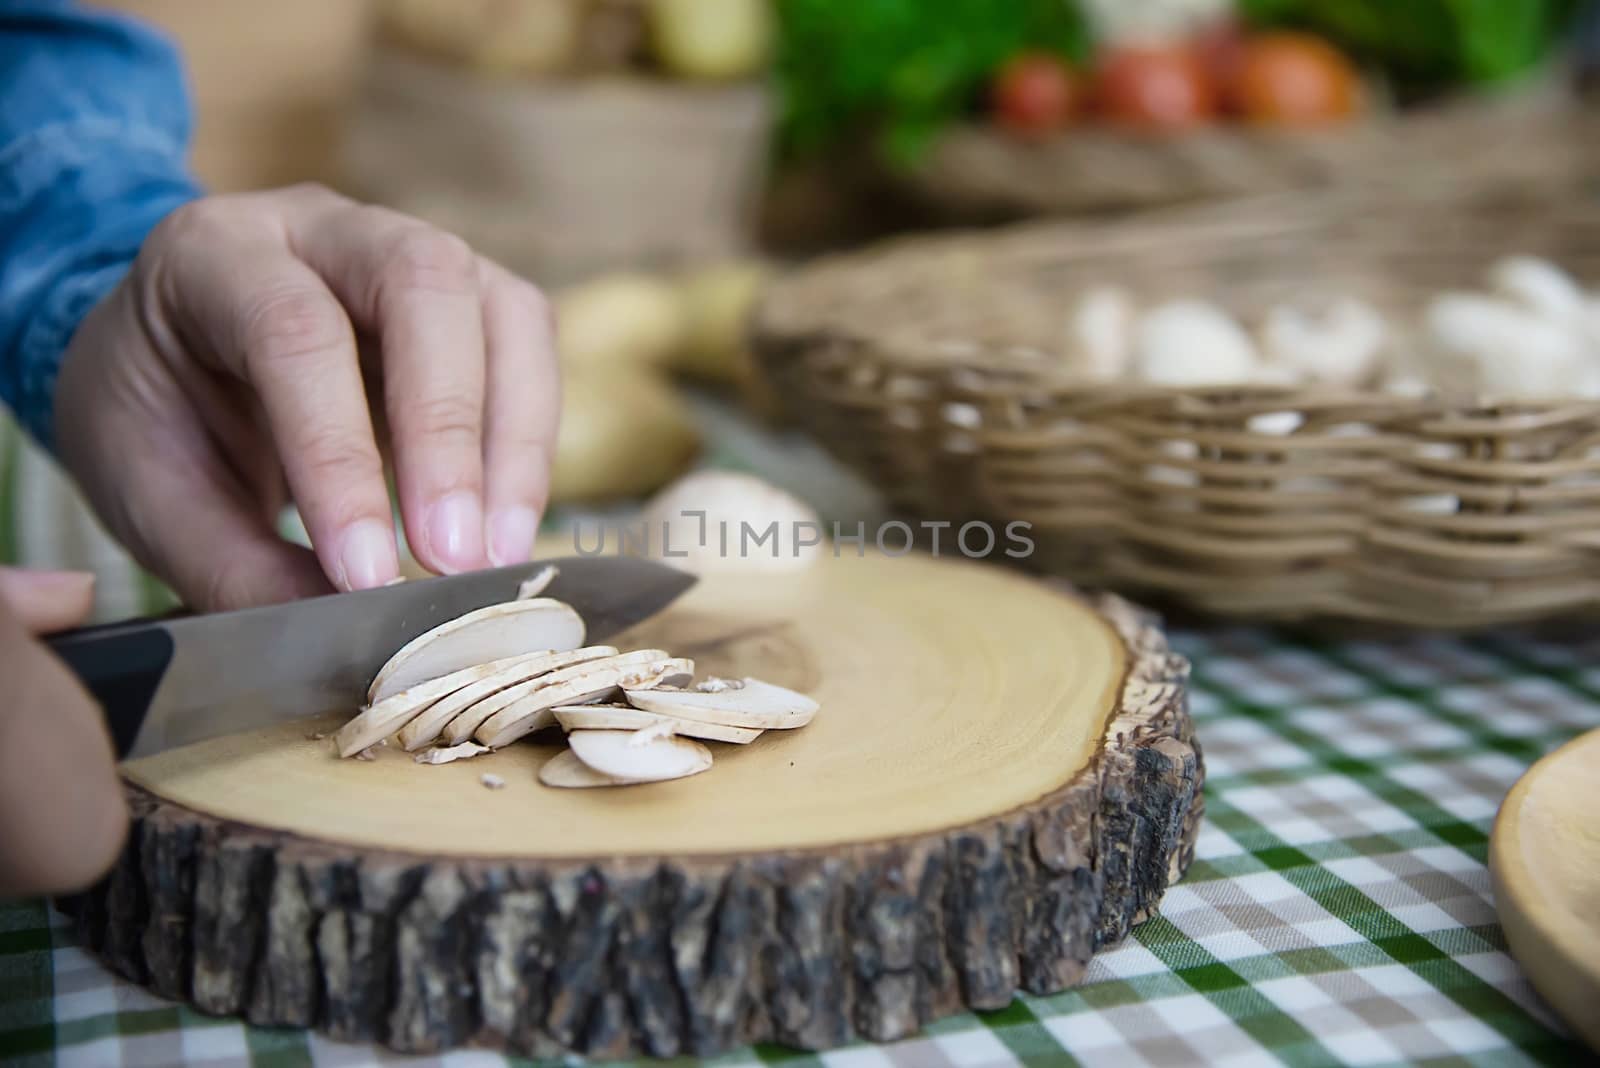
[1489,726,1600,1053]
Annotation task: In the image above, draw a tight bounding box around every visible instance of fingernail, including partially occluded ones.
[487,507,538,567]
[338,520,398,591]
[0,568,95,596]
[425,492,484,574]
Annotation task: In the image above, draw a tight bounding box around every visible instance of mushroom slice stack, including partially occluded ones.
[551,704,762,744]
[337,655,535,758]
[334,585,820,789]
[625,677,819,730]
[473,654,695,749]
[396,645,619,751]
[368,598,585,703]
[434,648,665,745]
[541,676,819,789]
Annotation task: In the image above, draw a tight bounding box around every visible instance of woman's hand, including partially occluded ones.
[54,183,561,613]
[0,568,125,897]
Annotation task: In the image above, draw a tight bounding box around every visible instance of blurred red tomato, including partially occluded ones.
[1193,19,1247,101]
[1231,32,1360,125]
[1094,46,1218,131]
[992,52,1082,136]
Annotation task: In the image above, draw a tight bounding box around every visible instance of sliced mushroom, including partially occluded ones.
[396,646,618,751]
[517,565,558,600]
[623,677,818,730]
[336,655,539,758]
[439,648,671,745]
[368,598,585,704]
[413,741,490,765]
[552,703,763,744]
[538,748,642,789]
[567,730,713,783]
[474,655,694,749]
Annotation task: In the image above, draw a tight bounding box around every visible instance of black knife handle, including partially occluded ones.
[45,625,175,760]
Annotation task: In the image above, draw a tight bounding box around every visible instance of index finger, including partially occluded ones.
[154,212,399,593]
[287,198,490,576]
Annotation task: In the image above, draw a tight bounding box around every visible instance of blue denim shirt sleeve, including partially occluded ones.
[0,0,202,450]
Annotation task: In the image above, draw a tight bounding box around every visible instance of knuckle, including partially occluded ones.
[406,391,482,446]
[281,180,339,207]
[384,229,477,297]
[298,424,383,488]
[202,563,257,615]
[239,287,349,371]
[154,196,233,246]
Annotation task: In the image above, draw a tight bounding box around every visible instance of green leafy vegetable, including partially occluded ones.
[1238,0,1584,89]
[775,0,1090,165]
[775,0,1585,163]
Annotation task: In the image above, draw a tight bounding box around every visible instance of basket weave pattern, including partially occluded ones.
[754,199,1600,627]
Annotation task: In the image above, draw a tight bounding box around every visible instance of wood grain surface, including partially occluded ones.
[64,551,1203,1059]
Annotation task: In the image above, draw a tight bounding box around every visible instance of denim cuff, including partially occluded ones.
[16,259,133,451]
[0,119,200,453]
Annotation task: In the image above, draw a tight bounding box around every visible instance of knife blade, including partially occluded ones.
[45,556,696,761]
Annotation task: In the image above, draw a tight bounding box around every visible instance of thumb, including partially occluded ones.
[0,568,96,634]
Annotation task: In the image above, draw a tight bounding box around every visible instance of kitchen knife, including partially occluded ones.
[44,556,696,761]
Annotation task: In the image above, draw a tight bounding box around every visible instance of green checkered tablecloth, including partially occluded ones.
[1,400,1597,1066]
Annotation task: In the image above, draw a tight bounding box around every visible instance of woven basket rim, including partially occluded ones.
[754,189,1600,416]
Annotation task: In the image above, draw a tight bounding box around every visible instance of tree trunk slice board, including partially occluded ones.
[1489,725,1600,1053]
[62,552,1203,1060]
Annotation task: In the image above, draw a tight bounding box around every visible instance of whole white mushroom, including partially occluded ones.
[1066,286,1136,380]
[638,471,823,575]
[1489,256,1587,327]
[1262,298,1388,387]
[1133,300,1262,387]
[1424,293,1592,399]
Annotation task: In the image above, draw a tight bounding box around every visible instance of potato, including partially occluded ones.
[555,273,689,372]
[551,368,700,503]
[382,0,579,76]
[649,0,771,81]
[672,261,770,382]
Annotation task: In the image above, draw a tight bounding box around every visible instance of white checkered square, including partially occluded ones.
[1423,1014,1509,1056]
[1385,763,1501,822]
[178,1025,249,1063]
[820,1046,898,1068]
[931,1025,1020,1066]
[1044,1009,1137,1054]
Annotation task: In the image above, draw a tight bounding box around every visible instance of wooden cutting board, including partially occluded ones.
[1490,726,1600,1052]
[63,551,1202,1060]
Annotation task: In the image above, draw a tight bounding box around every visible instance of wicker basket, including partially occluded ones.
[340,46,772,286]
[752,192,1600,629]
[900,92,1600,219]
